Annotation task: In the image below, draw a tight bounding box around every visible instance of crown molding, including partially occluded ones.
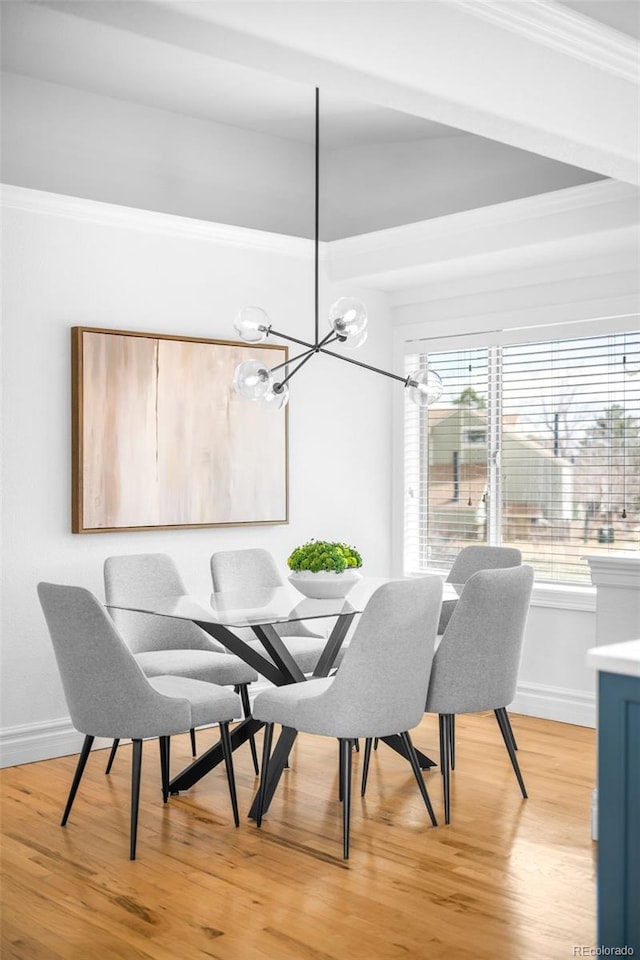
[326,180,640,290]
[3,181,636,293]
[451,0,639,82]
[0,184,317,259]
[330,180,638,256]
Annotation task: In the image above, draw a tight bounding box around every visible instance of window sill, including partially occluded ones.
[409,569,596,612]
[531,582,596,612]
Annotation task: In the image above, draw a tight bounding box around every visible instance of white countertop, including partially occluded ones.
[587,639,640,679]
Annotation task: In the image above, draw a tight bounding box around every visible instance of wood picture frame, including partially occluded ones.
[71,326,288,533]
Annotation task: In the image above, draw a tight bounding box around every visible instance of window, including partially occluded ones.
[403,332,640,584]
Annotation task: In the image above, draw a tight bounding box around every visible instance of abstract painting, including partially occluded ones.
[71,327,288,532]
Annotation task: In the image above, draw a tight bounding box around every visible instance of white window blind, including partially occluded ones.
[404,331,640,584]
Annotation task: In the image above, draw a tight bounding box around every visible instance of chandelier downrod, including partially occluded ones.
[314,87,320,348]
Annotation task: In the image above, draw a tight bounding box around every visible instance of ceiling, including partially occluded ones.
[3,0,638,145]
[1,1,466,147]
[1,0,636,238]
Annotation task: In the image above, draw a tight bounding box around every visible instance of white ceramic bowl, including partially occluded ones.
[288,570,361,599]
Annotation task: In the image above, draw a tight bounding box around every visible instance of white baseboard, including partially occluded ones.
[0,681,276,768]
[0,717,114,769]
[1,678,594,768]
[510,681,595,727]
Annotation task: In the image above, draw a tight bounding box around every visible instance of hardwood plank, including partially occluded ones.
[0,716,596,959]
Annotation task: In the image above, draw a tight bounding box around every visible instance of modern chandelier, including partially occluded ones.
[232,89,444,411]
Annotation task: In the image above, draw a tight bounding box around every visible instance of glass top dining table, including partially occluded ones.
[106,576,453,815]
[107,577,390,628]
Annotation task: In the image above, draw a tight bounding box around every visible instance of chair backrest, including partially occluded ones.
[210,548,322,639]
[104,553,221,654]
[315,577,443,738]
[446,545,522,584]
[426,564,534,715]
[211,548,283,591]
[37,583,190,739]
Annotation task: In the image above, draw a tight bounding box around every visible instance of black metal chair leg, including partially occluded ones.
[256,723,274,827]
[399,731,437,827]
[61,735,94,826]
[159,736,170,803]
[495,708,527,799]
[438,714,446,777]
[340,739,353,860]
[449,714,456,770]
[374,738,379,751]
[361,737,373,797]
[219,722,240,827]
[105,738,119,775]
[353,739,359,752]
[239,684,260,776]
[130,739,143,861]
[189,728,197,757]
[338,739,344,801]
[497,708,518,751]
[439,714,452,824]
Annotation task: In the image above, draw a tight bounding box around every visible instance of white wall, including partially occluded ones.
[0,186,394,765]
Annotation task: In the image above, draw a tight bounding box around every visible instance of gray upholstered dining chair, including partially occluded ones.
[425,564,534,824]
[210,548,335,675]
[251,577,443,859]
[368,544,523,760]
[438,545,522,635]
[104,553,260,774]
[433,544,523,766]
[37,582,242,860]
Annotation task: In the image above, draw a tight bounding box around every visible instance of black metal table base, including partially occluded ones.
[247,725,297,819]
[166,608,436,808]
[380,734,436,770]
[169,719,436,807]
[169,716,263,794]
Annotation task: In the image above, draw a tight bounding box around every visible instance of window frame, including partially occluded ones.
[392,315,639,598]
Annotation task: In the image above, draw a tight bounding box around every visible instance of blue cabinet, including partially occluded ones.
[597,670,640,950]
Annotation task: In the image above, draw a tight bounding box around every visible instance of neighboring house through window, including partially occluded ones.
[403,331,640,584]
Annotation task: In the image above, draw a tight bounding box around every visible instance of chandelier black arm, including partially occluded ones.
[270,332,341,374]
[270,346,316,374]
[319,347,413,386]
[274,350,317,390]
[268,328,316,350]
[273,330,340,388]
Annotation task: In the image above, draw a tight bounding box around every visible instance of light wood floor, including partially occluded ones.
[1,713,596,960]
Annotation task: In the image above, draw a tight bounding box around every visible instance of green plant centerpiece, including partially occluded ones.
[287,540,363,598]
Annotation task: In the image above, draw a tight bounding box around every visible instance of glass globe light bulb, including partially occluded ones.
[232,359,272,399]
[259,382,289,411]
[342,329,368,351]
[234,306,271,343]
[328,297,367,340]
[406,368,444,407]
